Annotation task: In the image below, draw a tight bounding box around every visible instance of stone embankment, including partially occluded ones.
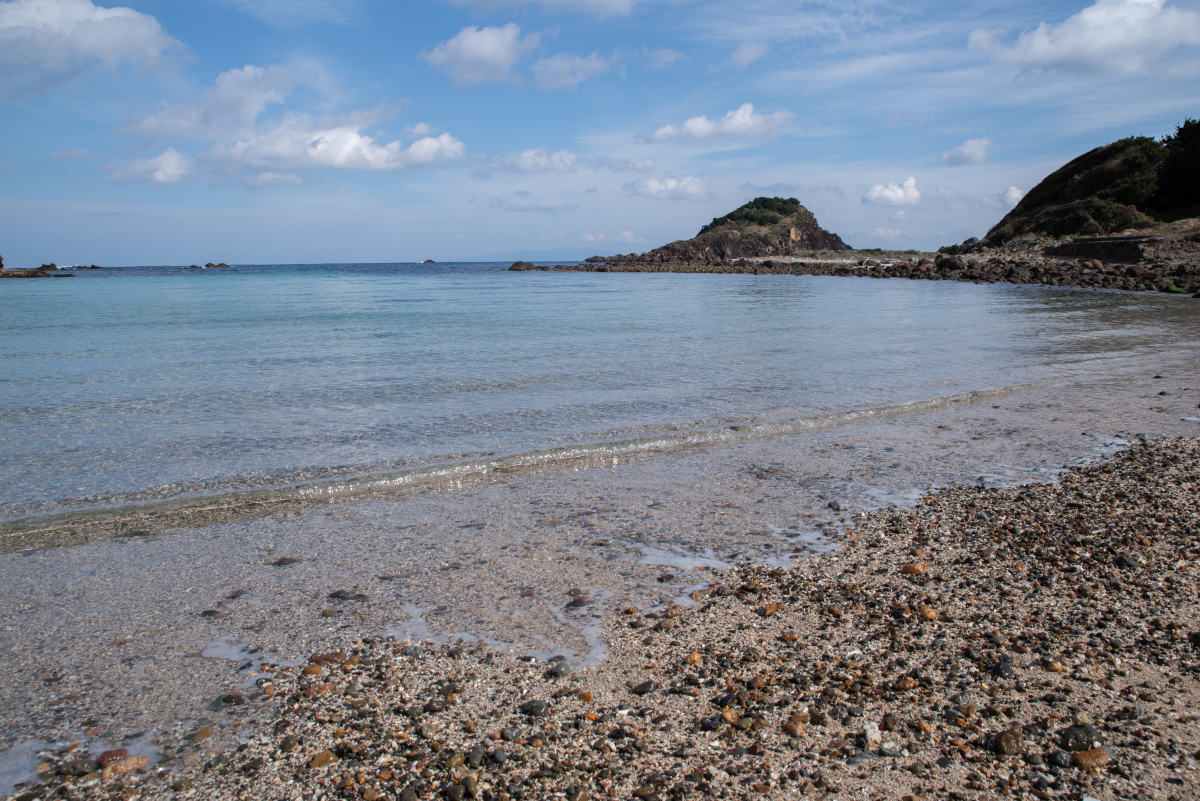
[13,437,1200,801]
[533,228,1200,296]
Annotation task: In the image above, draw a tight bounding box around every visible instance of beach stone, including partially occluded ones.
[995,727,1025,755]
[1048,750,1073,768]
[281,735,299,752]
[401,789,419,801]
[403,646,422,657]
[61,758,99,776]
[501,727,520,741]
[101,755,149,780]
[1072,747,1110,771]
[446,783,465,800]
[902,561,928,575]
[631,680,657,695]
[520,700,548,716]
[863,722,882,748]
[1061,723,1102,752]
[547,662,571,678]
[310,750,339,768]
[420,723,438,739]
[96,749,128,768]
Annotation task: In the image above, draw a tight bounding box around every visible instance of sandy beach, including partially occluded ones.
[1,348,1198,800]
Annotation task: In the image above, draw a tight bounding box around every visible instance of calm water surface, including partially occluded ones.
[2,262,1198,519]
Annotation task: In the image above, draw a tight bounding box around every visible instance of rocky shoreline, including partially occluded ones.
[528,225,1200,296]
[12,436,1199,801]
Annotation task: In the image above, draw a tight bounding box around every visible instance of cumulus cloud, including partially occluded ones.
[586,156,653,172]
[645,103,793,143]
[201,119,466,174]
[532,51,609,89]
[110,147,192,184]
[423,23,539,86]
[862,176,920,206]
[125,63,295,139]
[941,137,993,166]
[474,147,578,177]
[622,176,714,200]
[730,42,769,68]
[970,0,1200,74]
[113,64,466,186]
[0,0,182,101]
[1003,186,1026,207]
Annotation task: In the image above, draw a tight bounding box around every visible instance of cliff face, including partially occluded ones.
[588,197,848,264]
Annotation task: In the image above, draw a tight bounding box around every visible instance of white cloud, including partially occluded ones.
[622,176,714,200]
[941,137,993,166]
[245,171,303,188]
[586,156,653,172]
[644,47,683,69]
[532,52,609,89]
[404,122,435,136]
[869,227,903,240]
[201,119,466,174]
[474,147,578,177]
[645,103,793,143]
[0,0,182,101]
[488,196,578,213]
[730,42,769,68]
[422,24,540,86]
[888,210,907,222]
[445,0,635,18]
[862,176,920,206]
[583,230,642,242]
[970,0,1200,74]
[110,147,192,184]
[126,64,295,139]
[1003,186,1026,207]
[214,0,357,25]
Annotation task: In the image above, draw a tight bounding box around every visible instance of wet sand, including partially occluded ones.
[1,351,1198,797]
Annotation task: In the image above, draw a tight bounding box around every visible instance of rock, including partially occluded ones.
[631,680,656,695]
[1072,748,1110,771]
[423,260,435,264]
[191,725,213,742]
[446,784,465,800]
[61,758,100,776]
[1047,750,1073,768]
[994,727,1025,756]
[96,749,128,768]
[419,723,438,739]
[520,700,547,716]
[281,735,299,752]
[310,749,339,768]
[683,652,702,665]
[862,722,882,748]
[759,602,783,617]
[509,262,536,271]
[327,589,368,601]
[546,661,571,678]
[901,561,928,575]
[1061,723,1103,752]
[101,755,149,779]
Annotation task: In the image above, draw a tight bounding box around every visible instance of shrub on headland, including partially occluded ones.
[982,116,1200,245]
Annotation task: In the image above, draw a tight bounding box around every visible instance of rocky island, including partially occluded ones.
[526,118,1200,296]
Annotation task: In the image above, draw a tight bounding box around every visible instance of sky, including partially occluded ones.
[1,0,1198,265]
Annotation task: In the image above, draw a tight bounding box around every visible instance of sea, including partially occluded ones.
[3,262,1199,522]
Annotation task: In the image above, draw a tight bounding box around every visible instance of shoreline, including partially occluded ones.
[0,355,1198,799]
[8,434,1199,801]
[537,230,1200,296]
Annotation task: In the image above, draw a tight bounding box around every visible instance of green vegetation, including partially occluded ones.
[985,114,1200,243]
[698,197,806,235]
[939,244,961,255]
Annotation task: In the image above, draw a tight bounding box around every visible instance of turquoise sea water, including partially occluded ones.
[2,262,1198,520]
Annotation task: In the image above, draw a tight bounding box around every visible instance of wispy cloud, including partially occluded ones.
[214,0,358,25]
[730,42,769,68]
[532,51,610,89]
[474,147,579,178]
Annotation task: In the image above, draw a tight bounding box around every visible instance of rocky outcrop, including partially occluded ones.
[586,197,848,265]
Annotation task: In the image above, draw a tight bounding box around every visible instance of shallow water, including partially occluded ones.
[2,263,1198,519]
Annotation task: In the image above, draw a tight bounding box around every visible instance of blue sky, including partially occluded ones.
[1,0,1198,265]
